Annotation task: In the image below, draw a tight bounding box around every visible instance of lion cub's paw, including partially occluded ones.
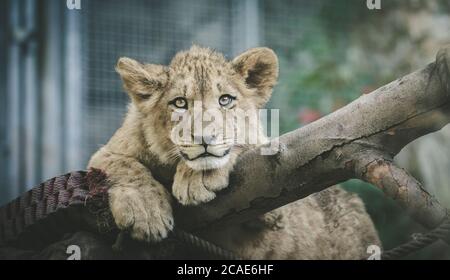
[202,169,229,192]
[172,165,230,206]
[172,171,216,206]
[108,186,174,242]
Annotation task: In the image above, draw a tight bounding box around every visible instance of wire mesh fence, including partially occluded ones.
[79,0,364,162]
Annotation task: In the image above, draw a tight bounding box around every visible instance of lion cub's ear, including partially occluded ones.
[232,48,279,107]
[116,57,170,103]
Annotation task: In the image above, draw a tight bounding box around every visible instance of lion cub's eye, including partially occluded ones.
[219,94,235,107]
[170,97,188,109]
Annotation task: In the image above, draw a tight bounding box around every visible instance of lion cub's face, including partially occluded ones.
[116,46,278,171]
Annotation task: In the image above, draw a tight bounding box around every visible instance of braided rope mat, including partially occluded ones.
[0,169,448,259]
[0,171,91,248]
[0,169,239,259]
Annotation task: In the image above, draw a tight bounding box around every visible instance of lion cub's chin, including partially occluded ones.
[184,154,230,171]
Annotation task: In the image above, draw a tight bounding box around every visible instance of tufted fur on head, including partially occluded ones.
[116,45,278,108]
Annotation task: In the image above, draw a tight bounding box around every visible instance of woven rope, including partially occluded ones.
[172,229,242,260]
[1,170,449,260]
[0,171,89,246]
[0,170,240,259]
[381,216,450,260]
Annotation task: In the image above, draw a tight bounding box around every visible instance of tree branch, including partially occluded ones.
[172,45,450,232]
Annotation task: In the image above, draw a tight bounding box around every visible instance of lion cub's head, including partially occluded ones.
[116,46,278,171]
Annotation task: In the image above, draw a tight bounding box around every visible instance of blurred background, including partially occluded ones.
[1,0,450,258]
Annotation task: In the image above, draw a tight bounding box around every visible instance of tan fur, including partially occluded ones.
[201,186,381,259]
[88,46,380,258]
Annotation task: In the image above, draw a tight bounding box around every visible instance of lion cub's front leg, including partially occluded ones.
[89,151,174,242]
[172,162,230,206]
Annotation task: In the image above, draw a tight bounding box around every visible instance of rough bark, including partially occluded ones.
[173,45,450,233]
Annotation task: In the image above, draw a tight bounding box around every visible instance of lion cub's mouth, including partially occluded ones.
[179,145,232,170]
[180,149,230,161]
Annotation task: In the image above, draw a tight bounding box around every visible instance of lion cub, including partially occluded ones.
[88,46,278,242]
[88,46,380,259]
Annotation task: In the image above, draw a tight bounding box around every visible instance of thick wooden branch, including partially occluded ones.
[173,46,450,232]
[355,153,446,228]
